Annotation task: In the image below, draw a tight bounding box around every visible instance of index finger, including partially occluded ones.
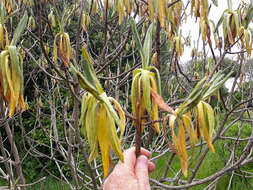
[120,147,151,170]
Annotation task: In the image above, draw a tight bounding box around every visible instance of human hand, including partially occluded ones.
[103,147,155,190]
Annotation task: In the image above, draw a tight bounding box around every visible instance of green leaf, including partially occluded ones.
[130,19,145,67]
[148,66,162,95]
[215,11,227,33]
[86,97,99,162]
[227,0,232,11]
[8,46,21,79]
[11,11,28,46]
[142,23,153,68]
[100,92,122,129]
[131,72,141,116]
[141,70,152,117]
[81,47,104,93]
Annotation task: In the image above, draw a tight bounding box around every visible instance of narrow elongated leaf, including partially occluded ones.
[178,119,188,177]
[202,101,215,138]
[244,6,253,28]
[81,46,104,93]
[131,72,141,117]
[108,97,126,141]
[227,0,232,11]
[117,0,124,25]
[11,11,28,46]
[0,51,9,95]
[197,101,215,153]
[86,97,99,162]
[148,0,154,21]
[97,104,110,177]
[79,93,88,126]
[148,66,162,94]
[100,92,122,129]
[130,19,145,65]
[141,70,152,117]
[0,24,4,49]
[150,88,175,114]
[105,107,123,162]
[63,33,71,59]
[8,46,21,78]
[226,14,234,44]
[142,23,153,68]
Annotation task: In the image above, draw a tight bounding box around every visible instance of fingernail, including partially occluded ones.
[137,155,148,166]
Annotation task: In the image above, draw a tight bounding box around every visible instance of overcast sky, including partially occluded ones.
[180,0,249,63]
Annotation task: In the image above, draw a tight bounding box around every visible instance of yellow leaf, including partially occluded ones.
[148,0,154,21]
[118,0,124,25]
[108,97,126,141]
[85,96,99,162]
[97,104,110,177]
[63,33,72,60]
[105,106,124,162]
[125,0,131,14]
[197,101,215,153]
[11,56,20,111]
[131,72,141,120]
[19,94,26,111]
[178,119,188,177]
[0,24,4,49]
[158,0,166,28]
[202,101,215,138]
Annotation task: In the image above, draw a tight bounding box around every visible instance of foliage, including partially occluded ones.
[0,0,252,189]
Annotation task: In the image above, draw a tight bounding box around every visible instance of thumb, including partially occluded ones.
[135,155,150,190]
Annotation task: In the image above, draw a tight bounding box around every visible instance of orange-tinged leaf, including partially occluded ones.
[227,14,234,44]
[150,88,175,114]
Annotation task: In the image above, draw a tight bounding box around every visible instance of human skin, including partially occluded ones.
[103,147,155,190]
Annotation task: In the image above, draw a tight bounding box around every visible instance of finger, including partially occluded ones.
[121,147,151,171]
[140,147,151,159]
[148,161,155,173]
[135,155,150,190]
[121,147,137,170]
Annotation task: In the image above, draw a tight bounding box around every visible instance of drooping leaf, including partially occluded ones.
[150,88,175,114]
[130,19,144,65]
[142,23,153,68]
[177,118,188,177]
[141,70,152,117]
[105,106,124,162]
[97,104,110,177]
[108,97,126,141]
[11,11,28,46]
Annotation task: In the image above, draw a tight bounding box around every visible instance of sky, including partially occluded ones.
[180,0,249,63]
[180,0,252,91]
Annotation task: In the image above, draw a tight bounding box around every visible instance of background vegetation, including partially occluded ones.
[0,0,252,189]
